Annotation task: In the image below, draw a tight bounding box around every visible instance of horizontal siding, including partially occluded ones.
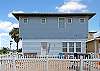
[22,42,41,54]
[22,39,86,55]
[19,16,88,39]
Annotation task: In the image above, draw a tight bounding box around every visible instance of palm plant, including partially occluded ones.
[9,28,21,51]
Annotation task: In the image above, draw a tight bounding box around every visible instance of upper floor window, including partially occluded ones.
[23,18,28,23]
[58,17,65,28]
[41,18,46,24]
[79,18,85,23]
[67,18,72,23]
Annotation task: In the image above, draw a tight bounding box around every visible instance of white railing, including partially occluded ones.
[0,54,100,71]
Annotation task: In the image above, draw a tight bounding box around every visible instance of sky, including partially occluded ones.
[0,0,100,49]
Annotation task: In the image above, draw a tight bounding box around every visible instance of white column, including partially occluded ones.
[41,44,42,55]
[46,55,48,71]
[13,55,16,71]
[22,41,24,55]
[67,42,69,52]
[81,41,86,53]
[74,42,76,53]
[94,39,97,58]
[81,42,82,53]
[80,56,83,71]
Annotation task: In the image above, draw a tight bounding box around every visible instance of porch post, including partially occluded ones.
[13,55,16,71]
[80,56,83,71]
[94,39,97,58]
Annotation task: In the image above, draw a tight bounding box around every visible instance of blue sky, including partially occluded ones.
[0,0,100,49]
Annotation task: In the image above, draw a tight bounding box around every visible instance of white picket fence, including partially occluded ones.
[0,54,100,71]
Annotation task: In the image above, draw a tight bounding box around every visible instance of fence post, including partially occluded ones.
[46,55,48,71]
[0,56,2,71]
[13,55,16,71]
[80,56,83,71]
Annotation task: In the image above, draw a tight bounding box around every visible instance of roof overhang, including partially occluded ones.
[12,12,96,20]
[87,38,100,42]
[94,31,100,38]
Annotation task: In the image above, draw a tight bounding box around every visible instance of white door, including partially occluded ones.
[41,42,48,55]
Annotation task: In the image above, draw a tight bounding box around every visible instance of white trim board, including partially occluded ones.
[23,39,87,42]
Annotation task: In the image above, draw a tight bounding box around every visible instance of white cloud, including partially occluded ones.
[0,33,9,37]
[8,10,24,18]
[56,0,88,13]
[69,0,82,2]
[8,23,19,31]
[0,20,19,32]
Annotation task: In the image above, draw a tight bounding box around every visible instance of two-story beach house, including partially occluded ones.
[13,13,95,55]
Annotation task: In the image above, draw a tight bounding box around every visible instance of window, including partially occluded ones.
[41,18,46,24]
[62,42,67,47]
[69,42,74,52]
[69,42,74,47]
[69,48,74,52]
[63,48,67,52]
[58,17,65,28]
[76,48,81,52]
[76,42,81,52]
[76,42,81,47]
[67,18,72,23]
[62,42,67,52]
[23,18,28,23]
[79,18,85,23]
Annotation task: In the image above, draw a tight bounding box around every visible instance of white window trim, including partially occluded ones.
[58,17,66,29]
[41,18,47,24]
[67,18,72,24]
[79,18,85,23]
[23,18,28,24]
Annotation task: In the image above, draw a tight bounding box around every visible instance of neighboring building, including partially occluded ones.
[88,32,96,40]
[13,13,95,55]
[87,31,100,53]
[86,32,97,53]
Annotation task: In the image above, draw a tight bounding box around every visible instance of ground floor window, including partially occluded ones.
[69,48,74,52]
[76,42,81,52]
[62,42,82,53]
[76,48,81,52]
[63,48,67,52]
[62,42,67,52]
[69,42,74,52]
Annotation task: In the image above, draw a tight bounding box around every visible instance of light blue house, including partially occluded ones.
[13,13,95,55]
